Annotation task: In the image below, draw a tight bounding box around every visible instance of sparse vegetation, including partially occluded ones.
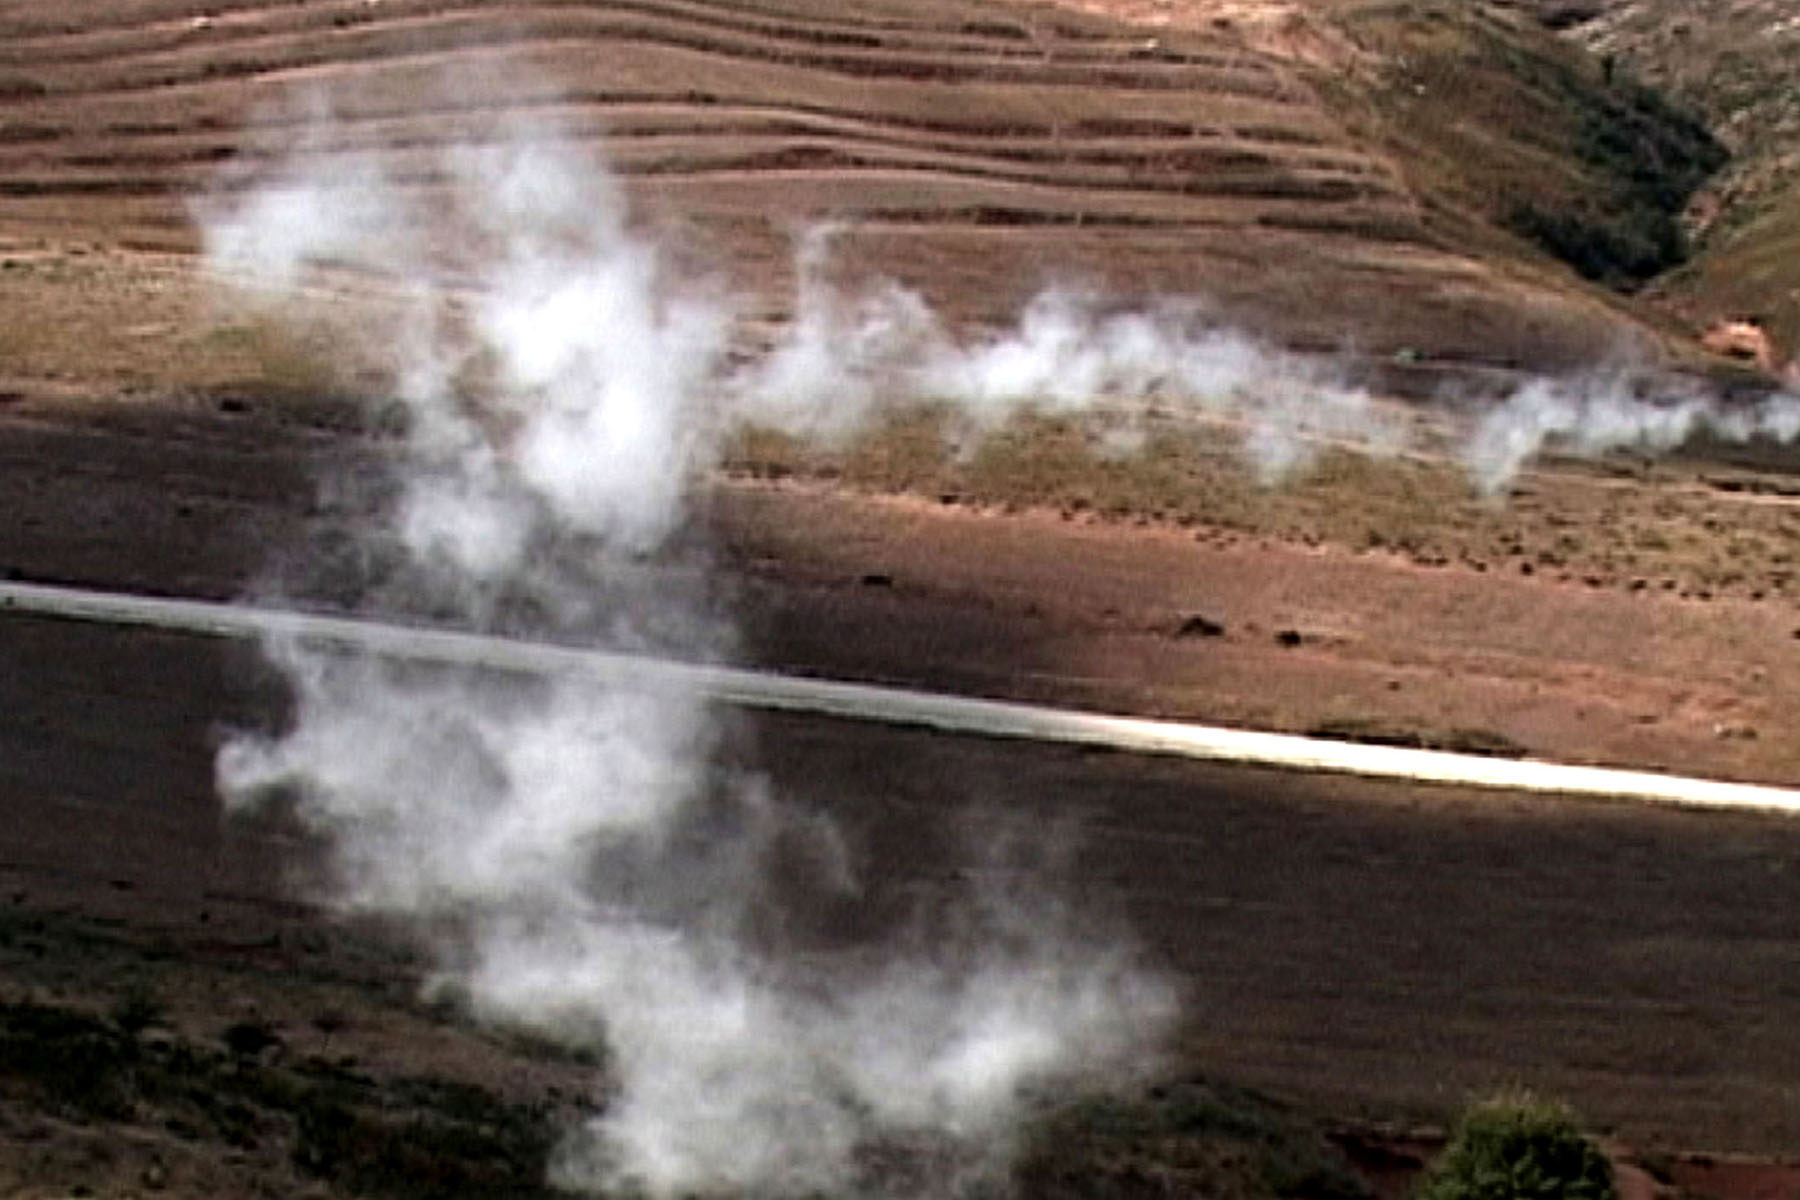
[1323,1,1723,291]
[1017,1079,1374,1200]
[108,984,166,1037]
[0,993,570,1199]
[726,407,1800,608]
[0,999,138,1120]
[223,1017,283,1058]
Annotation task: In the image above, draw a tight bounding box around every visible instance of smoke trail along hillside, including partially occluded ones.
[1463,373,1800,496]
[202,81,1176,1197]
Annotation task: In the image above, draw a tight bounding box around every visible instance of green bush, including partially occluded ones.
[1417,1095,1616,1200]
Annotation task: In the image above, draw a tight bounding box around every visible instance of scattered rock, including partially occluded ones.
[1523,0,1607,31]
[1175,614,1226,639]
[1700,319,1778,371]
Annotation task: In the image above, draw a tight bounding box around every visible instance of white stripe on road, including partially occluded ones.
[5,580,1800,815]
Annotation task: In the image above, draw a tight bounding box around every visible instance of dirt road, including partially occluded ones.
[7,605,1800,1154]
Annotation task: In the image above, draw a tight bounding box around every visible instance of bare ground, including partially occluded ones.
[7,604,1800,1174]
[3,0,1800,1190]
[4,389,1800,1179]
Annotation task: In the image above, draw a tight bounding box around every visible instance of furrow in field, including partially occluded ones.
[14,9,1294,105]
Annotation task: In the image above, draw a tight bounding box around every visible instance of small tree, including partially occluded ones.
[1417,1094,1616,1200]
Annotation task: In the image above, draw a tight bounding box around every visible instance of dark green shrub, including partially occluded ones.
[1417,1095,1616,1200]
[223,1019,283,1059]
[0,999,137,1119]
[1017,1080,1373,1200]
[110,986,166,1037]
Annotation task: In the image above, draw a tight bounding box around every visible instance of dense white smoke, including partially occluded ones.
[1463,371,1800,496]
[732,224,1407,476]
[202,81,1182,1197]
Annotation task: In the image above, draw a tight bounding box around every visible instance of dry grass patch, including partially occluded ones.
[0,242,422,407]
[725,403,1800,605]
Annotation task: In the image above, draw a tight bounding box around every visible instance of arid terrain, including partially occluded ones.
[5,0,1800,1197]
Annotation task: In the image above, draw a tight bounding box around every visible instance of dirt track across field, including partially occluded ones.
[7,609,1800,1156]
[3,394,1800,1158]
[8,389,1800,787]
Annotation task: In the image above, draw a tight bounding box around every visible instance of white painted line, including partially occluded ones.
[5,580,1800,815]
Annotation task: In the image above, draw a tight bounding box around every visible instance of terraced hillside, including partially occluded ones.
[0,0,1703,377]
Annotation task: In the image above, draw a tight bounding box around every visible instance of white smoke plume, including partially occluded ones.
[731,224,1408,476]
[1462,370,1800,496]
[202,78,1182,1198]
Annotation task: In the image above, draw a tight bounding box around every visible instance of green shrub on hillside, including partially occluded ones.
[1417,1095,1616,1200]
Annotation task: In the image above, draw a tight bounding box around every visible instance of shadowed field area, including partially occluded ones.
[6,610,1800,1163]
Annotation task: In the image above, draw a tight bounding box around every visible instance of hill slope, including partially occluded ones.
[0,0,1735,383]
[1550,0,1800,364]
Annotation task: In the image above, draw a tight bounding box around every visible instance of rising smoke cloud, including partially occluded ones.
[200,68,1800,1197]
[202,79,1182,1198]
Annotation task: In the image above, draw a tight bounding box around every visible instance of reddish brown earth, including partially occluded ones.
[4,0,1800,1193]
[710,474,1800,785]
[4,392,1800,1190]
[0,0,1656,367]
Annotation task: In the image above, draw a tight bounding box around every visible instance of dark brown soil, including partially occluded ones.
[4,395,1800,1178]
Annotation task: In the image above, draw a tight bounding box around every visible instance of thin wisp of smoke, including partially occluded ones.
[1462,371,1800,496]
[203,81,1179,1198]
